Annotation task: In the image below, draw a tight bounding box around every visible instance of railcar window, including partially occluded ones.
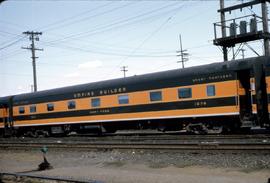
[47,103,54,111]
[30,105,36,113]
[178,88,192,98]
[91,98,100,107]
[207,85,215,96]
[19,106,25,114]
[150,91,162,102]
[68,101,76,109]
[118,95,129,104]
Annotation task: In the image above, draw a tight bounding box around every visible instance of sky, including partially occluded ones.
[0,0,266,97]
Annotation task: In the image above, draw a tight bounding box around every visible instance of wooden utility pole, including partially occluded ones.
[121,66,128,78]
[22,31,43,92]
[177,34,189,69]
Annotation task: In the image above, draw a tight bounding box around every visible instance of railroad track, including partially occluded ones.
[1,134,270,142]
[0,173,101,183]
[1,134,269,151]
[73,134,270,142]
[0,140,270,151]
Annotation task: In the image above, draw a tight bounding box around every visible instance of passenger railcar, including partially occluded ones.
[0,56,270,136]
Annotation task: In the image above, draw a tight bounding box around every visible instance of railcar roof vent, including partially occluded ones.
[222,64,228,70]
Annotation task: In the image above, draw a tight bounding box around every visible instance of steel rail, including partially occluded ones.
[1,141,270,151]
[1,134,269,142]
[0,172,101,183]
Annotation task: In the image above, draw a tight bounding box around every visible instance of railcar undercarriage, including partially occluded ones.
[0,115,251,137]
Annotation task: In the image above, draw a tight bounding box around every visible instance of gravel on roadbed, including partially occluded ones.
[40,149,270,170]
[0,149,269,183]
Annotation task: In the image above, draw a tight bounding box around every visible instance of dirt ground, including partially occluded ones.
[0,149,269,183]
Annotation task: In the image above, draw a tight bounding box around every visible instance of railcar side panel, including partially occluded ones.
[11,75,239,127]
[13,80,238,115]
[13,106,239,127]
[265,67,270,122]
[250,77,257,114]
[0,108,5,128]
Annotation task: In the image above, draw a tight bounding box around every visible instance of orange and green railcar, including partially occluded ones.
[1,56,270,136]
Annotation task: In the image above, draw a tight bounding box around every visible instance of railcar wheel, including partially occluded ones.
[103,126,117,133]
[24,131,37,138]
[157,126,166,132]
[105,129,117,133]
[240,127,251,134]
[35,130,50,138]
[220,121,239,134]
[0,129,3,137]
[186,123,208,135]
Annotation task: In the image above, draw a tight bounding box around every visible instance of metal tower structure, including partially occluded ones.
[213,0,270,61]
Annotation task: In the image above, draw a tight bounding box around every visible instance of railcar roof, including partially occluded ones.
[2,56,270,102]
[0,96,12,105]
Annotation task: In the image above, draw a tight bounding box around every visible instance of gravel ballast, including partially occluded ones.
[0,149,269,183]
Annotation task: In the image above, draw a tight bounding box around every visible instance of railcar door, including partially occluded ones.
[0,104,10,136]
[0,105,7,135]
[265,66,270,127]
[3,106,8,127]
[2,107,7,125]
[4,97,14,136]
[237,69,254,127]
[253,63,268,127]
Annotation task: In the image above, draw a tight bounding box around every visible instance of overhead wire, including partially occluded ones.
[102,3,185,80]
[40,37,177,55]
[0,30,19,36]
[80,4,186,49]
[0,49,26,61]
[35,1,216,77]
[1,34,24,46]
[39,2,134,32]
[35,2,185,58]
[0,36,26,51]
[25,2,187,84]
[40,41,176,58]
[41,2,204,58]
[39,2,185,59]
[1,1,218,83]
[36,2,114,31]
[0,2,135,58]
[39,2,139,43]
[45,2,180,44]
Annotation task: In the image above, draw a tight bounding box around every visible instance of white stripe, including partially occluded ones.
[9,112,240,128]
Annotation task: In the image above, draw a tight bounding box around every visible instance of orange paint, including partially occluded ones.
[13,80,239,117]
[13,105,239,127]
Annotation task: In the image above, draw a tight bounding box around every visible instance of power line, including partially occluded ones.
[43,36,177,55]
[1,34,24,45]
[0,36,26,51]
[102,7,180,80]
[46,2,181,44]
[41,39,211,58]
[38,2,113,31]
[41,41,176,58]
[0,30,21,36]
[43,2,194,53]
[0,48,25,60]
[39,2,129,32]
